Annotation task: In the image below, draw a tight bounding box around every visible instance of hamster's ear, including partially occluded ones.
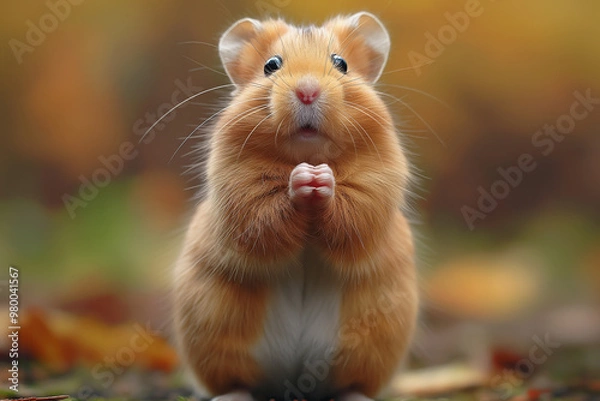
[219,18,262,85]
[347,12,390,82]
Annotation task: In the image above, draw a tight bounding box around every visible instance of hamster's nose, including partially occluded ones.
[295,80,320,105]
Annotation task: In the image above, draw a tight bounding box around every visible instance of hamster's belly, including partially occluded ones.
[251,250,341,400]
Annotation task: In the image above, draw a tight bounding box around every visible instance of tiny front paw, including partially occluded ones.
[212,390,254,401]
[289,162,335,207]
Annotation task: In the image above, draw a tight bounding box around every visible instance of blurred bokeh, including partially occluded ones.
[1,0,599,398]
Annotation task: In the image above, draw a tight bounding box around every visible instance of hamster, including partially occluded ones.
[173,12,418,401]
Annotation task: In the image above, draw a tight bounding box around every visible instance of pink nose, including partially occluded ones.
[295,84,320,105]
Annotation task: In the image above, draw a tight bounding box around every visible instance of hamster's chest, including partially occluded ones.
[251,250,341,396]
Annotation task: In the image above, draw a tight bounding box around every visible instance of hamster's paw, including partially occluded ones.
[336,392,374,401]
[211,390,254,401]
[289,162,335,206]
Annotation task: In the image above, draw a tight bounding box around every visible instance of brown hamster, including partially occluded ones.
[173,12,418,401]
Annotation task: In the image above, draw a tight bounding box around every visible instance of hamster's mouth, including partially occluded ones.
[295,124,321,140]
[285,123,334,163]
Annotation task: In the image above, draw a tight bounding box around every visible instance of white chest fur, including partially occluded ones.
[251,249,341,400]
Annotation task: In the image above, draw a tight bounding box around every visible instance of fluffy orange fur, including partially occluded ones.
[173,13,418,401]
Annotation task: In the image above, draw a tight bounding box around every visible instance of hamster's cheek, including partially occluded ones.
[269,89,293,124]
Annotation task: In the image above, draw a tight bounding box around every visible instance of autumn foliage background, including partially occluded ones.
[1,0,599,397]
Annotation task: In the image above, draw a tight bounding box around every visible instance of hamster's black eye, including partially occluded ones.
[331,54,347,74]
[264,55,283,76]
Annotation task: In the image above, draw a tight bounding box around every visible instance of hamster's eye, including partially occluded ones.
[331,54,347,74]
[264,55,283,76]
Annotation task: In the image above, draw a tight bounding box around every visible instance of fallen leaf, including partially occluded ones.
[391,362,488,396]
[2,307,178,374]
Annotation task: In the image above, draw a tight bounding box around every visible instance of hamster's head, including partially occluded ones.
[217,12,393,164]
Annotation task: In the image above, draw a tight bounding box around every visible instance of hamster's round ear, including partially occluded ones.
[348,12,390,82]
[219,18,262,86]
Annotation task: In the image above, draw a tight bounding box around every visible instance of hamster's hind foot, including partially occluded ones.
[336,392,374,401]
[212,390,254,401]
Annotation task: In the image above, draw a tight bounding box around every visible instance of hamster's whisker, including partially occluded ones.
[139,83,235,144]
[264,75,281,90]
[170,97,272,162]
[374,92,446,147]
[392,118,438,134]
[237,112,273,160]
[319,79,338,93]
[344,101,389,131]
[341,111,369,150]
[211,104,270,138]
[276,75,294,91]
[248,82,271,90]
[189,102,221,107]
[183,182,203,192]
[216,0,234,18]
[280,74,295,91]
[375,83,451,109]
[336,115,358,158]
[171,110,228,163]
[323,32,336,77]
[248,38,268,64]
[338,80,368,93]
[343,106,383,163]
[269,74,293,92]
[177,40,218,48]
[264,75,285,91]
[273,119,285,148]
[182,163,198,176]
[336,71,350,82]
[188,105,269,162]
[338,75,367,86]
[189,96,271,129]
[254,31,293,91]
[188,66,217,74]
[379,93,444,134]
[393,126,431,134]
[343,112,381,163]
[202,96,271,119]
[276,31,289,61]
[381,60,436,75]
[375,91,408,106]
[183,55,228,77]
[346,100,426,144]
[338,82,367,90]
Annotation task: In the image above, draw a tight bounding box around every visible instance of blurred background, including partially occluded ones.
[1,0,599,399]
